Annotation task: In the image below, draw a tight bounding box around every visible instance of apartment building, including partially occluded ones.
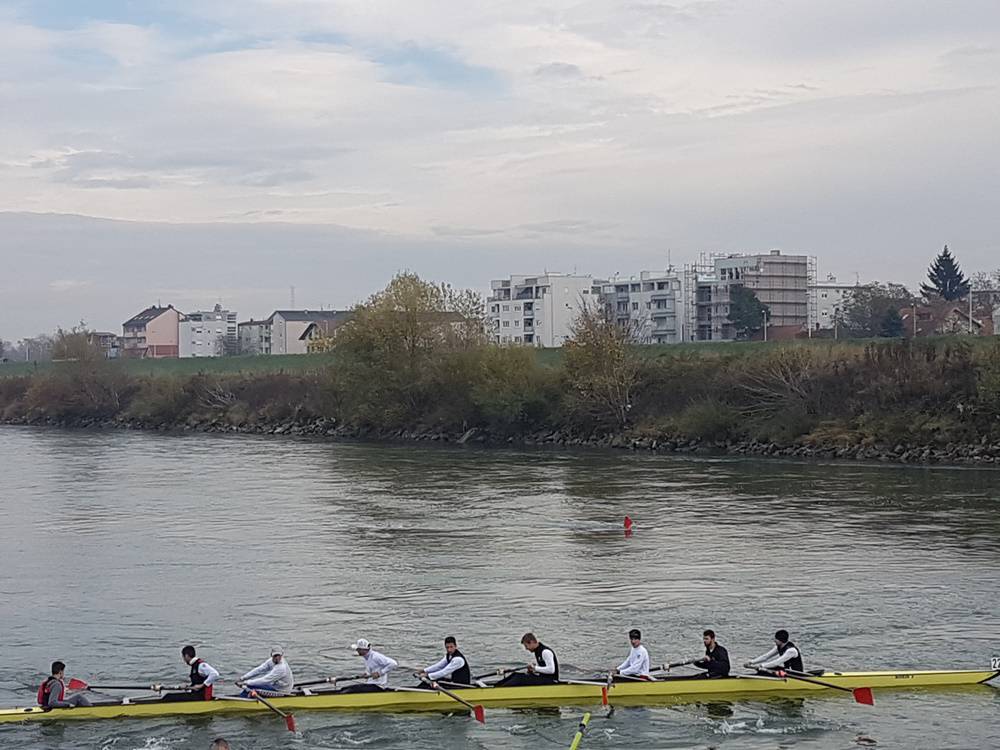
[179,304,238,358]
[121,305,182,358]
[601,271,683,344]
[809,275,859,331]
[684,251,814,341]
[238,318,271,355]
[486,273,604,347]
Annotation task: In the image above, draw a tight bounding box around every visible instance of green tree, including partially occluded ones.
[921,245,970,301]
[842,282,915,337]
[878,308,905,338]
[728,285,769,340]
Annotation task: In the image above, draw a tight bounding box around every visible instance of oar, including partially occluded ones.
[418,677,485,724]
[767,669,874,705]
[294,674,367,688]
[249,689,297,732]
[67,679,193,692]
[648,660,696,676]
[568,711,592,750]
[473,666,525,681]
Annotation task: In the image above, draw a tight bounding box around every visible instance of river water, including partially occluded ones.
[1,426,998,750]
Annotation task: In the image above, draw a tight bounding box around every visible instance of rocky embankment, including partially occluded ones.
[5,413,1000,466]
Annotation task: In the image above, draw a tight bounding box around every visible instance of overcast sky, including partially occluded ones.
[1,0,999,339]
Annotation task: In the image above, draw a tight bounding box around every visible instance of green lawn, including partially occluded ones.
[0,353,341,378]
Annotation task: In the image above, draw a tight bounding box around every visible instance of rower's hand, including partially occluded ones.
[192,684,204,691]
[613,669,620,675]
[371,671,381,679]
[526,664,535,673]
[743,662,753,669]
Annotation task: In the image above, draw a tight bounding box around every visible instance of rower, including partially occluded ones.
[496,633,559,687]
[38,661,91,709]
[613,629,650,680]
[339,639,398,693]
[415,636,472,687]
[745,630,804,673]
[182,645,220,700]
[236,646,294,696]
[692,629,730,677]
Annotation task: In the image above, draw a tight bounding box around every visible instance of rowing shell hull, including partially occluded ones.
[2,670,996,724]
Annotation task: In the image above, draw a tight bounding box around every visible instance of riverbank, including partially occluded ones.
[5,411,1000,466]
[2,337,999,466]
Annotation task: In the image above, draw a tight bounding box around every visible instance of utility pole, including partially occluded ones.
[969,292,974,335]
[762,309,768,342]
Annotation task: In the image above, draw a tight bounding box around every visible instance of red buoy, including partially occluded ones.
[624,515,633,537]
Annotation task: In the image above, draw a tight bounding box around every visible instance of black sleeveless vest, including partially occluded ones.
[446,649,471,685]
[533,642,559,680]
[190,658,207,685]
[777,641,803,672]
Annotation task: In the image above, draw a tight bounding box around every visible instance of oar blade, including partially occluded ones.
[853,687,874,706]
[473,704,486,724]
[67,678,88,691]
[285,713,297,732]
[601,686,608,706]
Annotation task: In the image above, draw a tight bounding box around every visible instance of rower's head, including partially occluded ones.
[520,633,539,651]
[444,636,458,655]
[182,645,197,665]
[209,740,231,750]
[628,628,641,645]
[271,646,284,664]
[774,630,789,646]
[703,629,716,648]
[352,638,371,656]
[51,661,66,678]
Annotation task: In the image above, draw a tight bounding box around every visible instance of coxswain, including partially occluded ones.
[182,645,220,700]
[613,629,651,680]
[496,633,559,686]
[745,630,804,673]
[692,629,730,677]
[415,636,472,687]
[38,661,91,708]
[339,639,398,693]
[236,646,294,696]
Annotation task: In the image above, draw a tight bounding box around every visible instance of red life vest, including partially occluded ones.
[37,677,64,706]
[190,658,214,700]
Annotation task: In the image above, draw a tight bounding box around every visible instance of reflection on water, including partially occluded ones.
[0,426,998,749]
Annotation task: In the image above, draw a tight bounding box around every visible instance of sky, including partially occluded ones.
[1,0,999,339]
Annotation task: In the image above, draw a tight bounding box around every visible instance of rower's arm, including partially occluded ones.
[618,651,641,675]
[535,649,556,675]
[428,656,464,681]
[245,662,284,686]
[758,647,798,670]
[241,662,267,681]
[424,657,448,674]
[200,662,220,686]
[749,646,778,665]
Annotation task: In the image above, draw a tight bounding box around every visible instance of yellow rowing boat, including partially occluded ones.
[2,669,995,724]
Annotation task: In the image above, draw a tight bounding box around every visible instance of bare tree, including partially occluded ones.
[563,301,643,429]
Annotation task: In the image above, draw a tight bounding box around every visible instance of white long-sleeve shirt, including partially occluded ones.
[194,661,220,686]
[617,644,650,676]
[750,646,800,671]
[424,655,466,681]
[531,648,557,675]
[242,658,294,692]
[363,650,398,687]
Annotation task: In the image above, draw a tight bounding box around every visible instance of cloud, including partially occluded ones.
[49,279,92,291]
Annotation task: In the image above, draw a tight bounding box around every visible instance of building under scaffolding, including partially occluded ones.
[684,250,816,341]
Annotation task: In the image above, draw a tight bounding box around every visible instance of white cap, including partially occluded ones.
[270,645,284,656]
[351,638,371,651]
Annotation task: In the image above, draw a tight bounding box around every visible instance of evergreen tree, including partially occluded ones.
[878,307,904,338]
[728,285,769,339]
[920,245,970,301]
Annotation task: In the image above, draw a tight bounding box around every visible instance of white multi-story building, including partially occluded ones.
[486,274,605,347]
[601,271,683,344]
[179,305,238,358]
[809,275,859,331]
[238,318,271,355]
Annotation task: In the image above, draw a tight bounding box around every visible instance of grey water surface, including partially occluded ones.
[1,426,998,749]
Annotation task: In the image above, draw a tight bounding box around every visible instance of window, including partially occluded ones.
[503,320,510,327]
[514,320,520,327]
[502,305,509,311]
[514,305,521,311]
[632,302,639,311]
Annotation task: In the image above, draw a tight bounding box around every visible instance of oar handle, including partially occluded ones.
[294,674,367,688]
[472,666,526,681]
[81,684,193,691]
